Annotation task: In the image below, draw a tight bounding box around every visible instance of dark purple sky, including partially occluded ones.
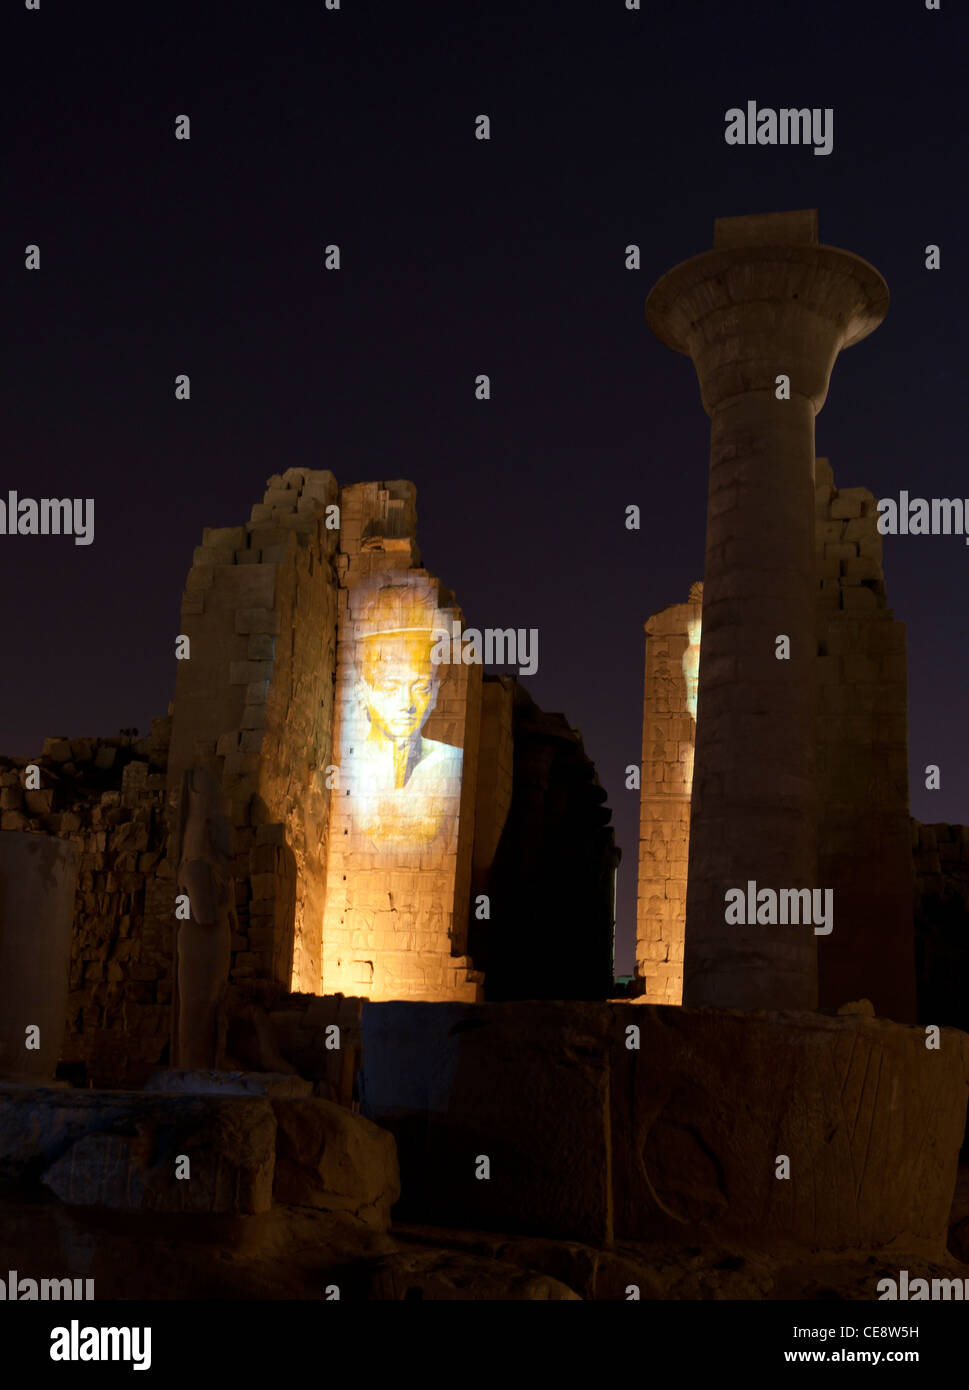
[4,0,967,974]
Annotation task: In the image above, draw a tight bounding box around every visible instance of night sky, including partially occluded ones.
[4,0,967,974]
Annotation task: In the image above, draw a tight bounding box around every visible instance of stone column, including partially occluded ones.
[0,832,80,1083]
[636,583,702,1004]
[645,211,888,1010]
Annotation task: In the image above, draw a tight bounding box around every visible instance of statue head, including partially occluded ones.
[355,583,449,745]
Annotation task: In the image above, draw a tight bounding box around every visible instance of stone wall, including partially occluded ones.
[359,1000,969,1254]
[914,821,969,1038]
[475,682,619,1001]
[636,458,917,1021]
[635,584,701,1001]
[0,470,623,1083]
[319,482,483,1001]
[0,726,172,1087]
[168,467,341,996]
[814,458,915,1019]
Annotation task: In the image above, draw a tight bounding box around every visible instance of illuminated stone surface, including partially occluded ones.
[635,586,701,1004]
[637,455,916,1019]
[319,483,483,1001]
[646,210,890,1011]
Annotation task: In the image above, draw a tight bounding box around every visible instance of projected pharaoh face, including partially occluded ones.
[344,582,463,851]
[362,632,438,758]
[682,617,701,722]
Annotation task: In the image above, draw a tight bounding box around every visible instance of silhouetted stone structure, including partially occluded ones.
[644,210,915,1019]
[473,679,618,1001]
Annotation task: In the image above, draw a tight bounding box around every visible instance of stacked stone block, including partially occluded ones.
[319,481,483,1002]
[637,459,916,1020]
[814,458,915,1020]
[635,588,701,1002]
[168,467,341,995]
[0,724,172,1087]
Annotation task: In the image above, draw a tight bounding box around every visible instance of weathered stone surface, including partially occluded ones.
[272,1097,399,1228]
[0,1087,275,1214]
[646,215,890,1013]
[611,1005,969,1254]
[361,1001,969,1255]
[363,1249,581,1300]
[146,1069,311,1098]
[0,1194,394,1300]
[0,833,79,1083]
[360,1001,612,1245]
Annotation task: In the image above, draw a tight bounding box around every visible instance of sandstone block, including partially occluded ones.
[610,1006,969,1254]
[235,608,279,635]
[263,490,298,511]
[272,1097,400,1228]
[203,525,247,550]
[360,1001,612,1245]
[184,566,215,592]
[230,660,273,685]
[1,1088,275,1214]
[844,555,882,583]
[842,586,878,610]
[42,738,72,762]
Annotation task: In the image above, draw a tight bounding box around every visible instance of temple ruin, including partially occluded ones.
[1,209,968,1303]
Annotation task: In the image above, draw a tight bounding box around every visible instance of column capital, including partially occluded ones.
[646,236,888,414]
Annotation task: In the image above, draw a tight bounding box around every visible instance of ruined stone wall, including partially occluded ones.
[470,676,515,911]
[319,481,483,1001]
[478,682,618,1001]
[636,458,916,1020]
[814,458,915,1020]
[914,821,969,1037]
[167,467,341,994]
[0,725,172,1087]
[0,470,627,1084]
[635,587,701,1003]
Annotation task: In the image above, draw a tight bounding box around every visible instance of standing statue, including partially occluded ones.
[172,766,235,1069]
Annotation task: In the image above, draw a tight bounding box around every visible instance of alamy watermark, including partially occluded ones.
[0,492,94,545]
[430,622,538,676]
[878,1269,968,1300]
[724,102,833,156]
[876,492,969,542]
[725,881,833,935]
[0,1269,94,1299]
[50,1320,151,1371]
